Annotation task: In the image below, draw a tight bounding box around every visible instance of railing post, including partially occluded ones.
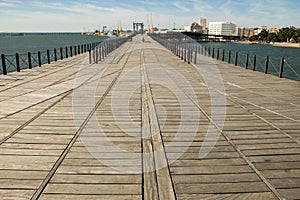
[253,55,256,71]
[101,45,104,59]
[47,49,51,64]
[54,49,57,61]
[60,47,63,60]
[228,50,231,64]
[235,52,238,66]
[188,47,191,64]
[264,56,269,74]
[222,49,225,61]
[181,47,183,60]
[212,48,215,58]
[16,53,20,72]
[279,57,284,78]
[194,47,197,64]
[99,46,102,61]
[89,50,92,64]
[208,47,211,57]
[217,48,220,60]
[38,51,41,67]
[245,54,249,69]
[74,46,77,56]
[70,46,73,57]
[96,47,99,64]
[184,47,187,62]
[28,52,32,69]
[65,47,68,58]
[78,45,80,54]
[1,54,7,75]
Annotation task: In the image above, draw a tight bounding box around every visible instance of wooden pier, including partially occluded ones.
[0,35,300,200]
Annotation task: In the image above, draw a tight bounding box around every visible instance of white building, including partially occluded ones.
[209,21,236,36]
[232,27,244,37]
[254,26,268,35]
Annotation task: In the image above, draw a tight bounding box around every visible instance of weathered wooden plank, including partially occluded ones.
[277,189,300,200]
[40,194,142,200]
[242,148,300,156]
[170,158,247,167]
[0,189,35,200]
[255,161,300,170]
[176,192,276,200]
[172,173,260,184]
[170,165,253,175]
[175,182,270,194]
[0,170,48,179]
[51,174,141,184]
[262,169,300,179]
[269,178,300,189]
[0,179,42,189]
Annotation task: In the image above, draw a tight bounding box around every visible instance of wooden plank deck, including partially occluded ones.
[0,35,299,200]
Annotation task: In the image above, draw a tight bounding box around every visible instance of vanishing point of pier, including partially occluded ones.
[0,35,300,200]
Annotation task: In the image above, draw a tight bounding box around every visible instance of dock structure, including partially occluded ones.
[0,35,300,200]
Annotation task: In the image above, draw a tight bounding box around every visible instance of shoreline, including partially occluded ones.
[246,41,300,48]
[270,43,300,48]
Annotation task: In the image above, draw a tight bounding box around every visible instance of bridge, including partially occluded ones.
[0,34,299,200]
[182,31,246,42]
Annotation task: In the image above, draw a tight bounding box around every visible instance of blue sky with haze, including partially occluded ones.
[0,0,299,32]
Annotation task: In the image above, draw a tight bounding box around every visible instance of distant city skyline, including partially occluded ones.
[0,0,299,32]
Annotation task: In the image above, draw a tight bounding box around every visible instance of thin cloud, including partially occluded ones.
[32,1,115,14]
[172,2,191,12]
[0,2,15,6]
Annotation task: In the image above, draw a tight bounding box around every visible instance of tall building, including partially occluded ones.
[209,21,236,36]
[243,28,254,37]
[199,18,207,30]
[231,27,244,37]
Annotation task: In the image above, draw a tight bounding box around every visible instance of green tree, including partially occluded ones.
[249,35,259,41]
[267,32,279,42]
[278,27,296,42]
[258,29,269,42]
[292,29,300,43]
[248,27,300,43]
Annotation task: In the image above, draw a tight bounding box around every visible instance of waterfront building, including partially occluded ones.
[231,27,244,37]
[254,26,268,35]
[244,28,255,37]
[184,22,203,33]
[199,18,207,30]
[209,21,236,36]
[269,27,280,33]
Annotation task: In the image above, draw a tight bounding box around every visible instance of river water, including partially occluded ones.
[0,34,106,56]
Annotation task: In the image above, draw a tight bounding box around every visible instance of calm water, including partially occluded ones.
[0,34,107,56]
[199,42,300,81]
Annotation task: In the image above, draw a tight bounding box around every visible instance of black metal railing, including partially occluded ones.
[88,35,135,64]
[149,33,300,81]
[1,43,101,75]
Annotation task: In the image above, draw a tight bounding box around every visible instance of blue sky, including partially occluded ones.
[0,0,299,32]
